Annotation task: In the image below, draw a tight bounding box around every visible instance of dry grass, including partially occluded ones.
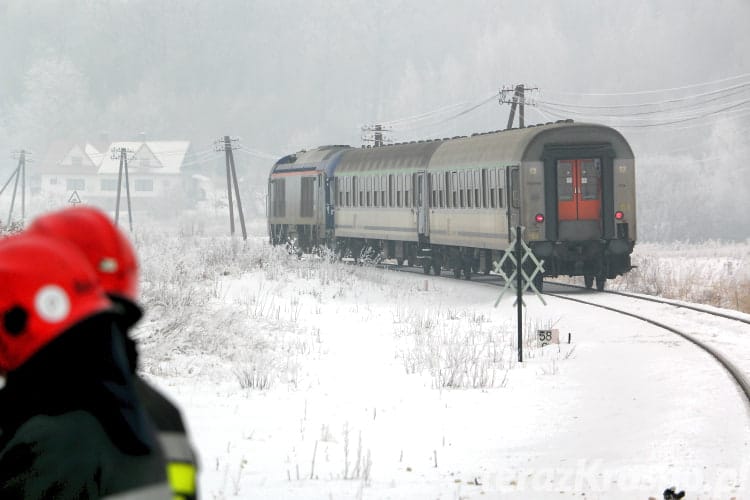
[607,241,750,314]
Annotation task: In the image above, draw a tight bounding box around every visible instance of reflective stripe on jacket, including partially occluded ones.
[135,379,198,500]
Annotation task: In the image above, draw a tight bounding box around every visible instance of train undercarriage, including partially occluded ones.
[270,223,632,292]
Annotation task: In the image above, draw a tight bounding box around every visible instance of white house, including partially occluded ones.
[39,140,194,213]
[37,141,104,200]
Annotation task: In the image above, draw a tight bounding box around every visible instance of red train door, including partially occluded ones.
[557,159,602,239]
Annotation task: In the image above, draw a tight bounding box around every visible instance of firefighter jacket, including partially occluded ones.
[135,378,198,500]
[0,314,170,499]
[118,301,199,500]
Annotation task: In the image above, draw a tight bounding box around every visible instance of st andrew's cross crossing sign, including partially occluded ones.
[493,227,546,306]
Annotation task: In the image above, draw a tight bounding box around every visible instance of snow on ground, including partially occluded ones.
[129,227,750,500]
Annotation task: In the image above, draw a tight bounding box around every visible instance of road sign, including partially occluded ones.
[68,190,81,205]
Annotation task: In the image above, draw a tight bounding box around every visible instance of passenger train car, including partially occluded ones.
[267,120,636,290]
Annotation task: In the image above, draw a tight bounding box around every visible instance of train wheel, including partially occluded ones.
[595,275,606,291]
[584,275,594,289]
[533,274,543,292]
[422,260,432,275]
[432,255,442,276]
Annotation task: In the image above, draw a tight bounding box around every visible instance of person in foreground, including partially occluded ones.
[29,205,199,500]
[0,233,170,499]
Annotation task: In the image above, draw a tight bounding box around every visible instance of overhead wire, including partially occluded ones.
[385,92,501,134]
[543,72,750,97]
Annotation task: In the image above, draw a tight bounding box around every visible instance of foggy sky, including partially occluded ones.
[1,0,749,240]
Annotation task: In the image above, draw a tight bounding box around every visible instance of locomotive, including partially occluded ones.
[267,120,636,291]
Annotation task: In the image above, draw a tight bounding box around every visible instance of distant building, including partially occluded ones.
[38,140,196,214]
[36,141,103,197]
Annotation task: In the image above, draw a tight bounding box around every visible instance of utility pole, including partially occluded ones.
[499,84,538,129]
[3,150,30,225]
[111,147,135,231]
[361,124,392,147]
[214,136,247,240]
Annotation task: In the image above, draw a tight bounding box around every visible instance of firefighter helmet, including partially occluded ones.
[29,206,139,301]
[0,233,113,372]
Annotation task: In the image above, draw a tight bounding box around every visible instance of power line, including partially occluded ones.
[537,98,750,128]
[538,81,750,111]
[384,92,500,133]
[544,72,750,97]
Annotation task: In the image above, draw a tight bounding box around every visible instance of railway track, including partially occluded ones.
[392,263,750,408]
[543,282,750,408]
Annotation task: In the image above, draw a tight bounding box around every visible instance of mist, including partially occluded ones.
[1,0,749,241]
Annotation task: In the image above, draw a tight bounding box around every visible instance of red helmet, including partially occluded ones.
[0,234,113,372]
[29,206,139,301]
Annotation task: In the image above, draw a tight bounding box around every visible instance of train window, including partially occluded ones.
[497,169,505,208]
[475,171,482,209]
[438,173,444,208]
[451,172,458,208]
[459,171,465,208]
[337,178,342,207]
[388,174,394,207]
[397,175,402,207]
[374,176,380,207]
[466,171,473,208]
[381,175,386,207]
[481,170,488,208]
[489,170,496,209]
[431,173,437,208]
[300,177,315,217]
[405,174,411,207]
[557,162,574,201]
[272,179,285,217]
[581,159,601,200]
[510,168,520,208]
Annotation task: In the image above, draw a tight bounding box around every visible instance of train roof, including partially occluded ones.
[329,121,633,174]
[428,121,634,170]
[269,121,634,177]
[270,145,351,175]
[335,141,442,174]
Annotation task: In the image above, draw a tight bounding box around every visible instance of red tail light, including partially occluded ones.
[615,211,624,220]
[535,213,545,223]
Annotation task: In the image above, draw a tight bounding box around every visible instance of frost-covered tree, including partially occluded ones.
[10,56,94,148]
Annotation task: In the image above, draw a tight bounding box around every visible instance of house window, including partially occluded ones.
[101,179,118,191]
[134,179,154,192]
[67,178,85,190]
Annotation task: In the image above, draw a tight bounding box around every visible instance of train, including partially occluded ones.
[267,120,636,291]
